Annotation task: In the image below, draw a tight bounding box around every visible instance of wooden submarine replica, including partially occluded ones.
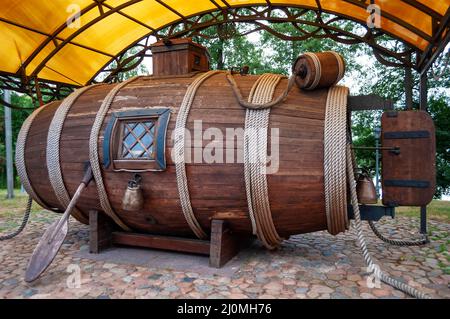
[16,38,436,282]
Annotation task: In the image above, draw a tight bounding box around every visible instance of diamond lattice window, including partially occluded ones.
[104,108,171,171]
[121,121,156,160]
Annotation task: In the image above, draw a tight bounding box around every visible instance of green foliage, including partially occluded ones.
[429,95,450,197]
[195,25,267,74]
[350,110,381,174]
[0,92,34,188]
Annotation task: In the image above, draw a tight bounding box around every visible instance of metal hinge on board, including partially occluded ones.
[384,180,430,188]
[383,130,430,139]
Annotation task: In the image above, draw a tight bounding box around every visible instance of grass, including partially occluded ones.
[395,200,450,222]
[0,189,44,231]
[1,189,449,223]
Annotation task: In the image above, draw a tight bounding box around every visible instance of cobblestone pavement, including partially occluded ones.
[0,210,448,299]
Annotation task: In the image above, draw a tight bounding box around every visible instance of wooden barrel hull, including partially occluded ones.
[20,73,330,238]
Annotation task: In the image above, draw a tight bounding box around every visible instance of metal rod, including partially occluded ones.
[405,53,413,110]
[4,90,14,199]
[420,73,428,111]
[420,206,427,235]
[375,138,380,198]
[351,146,398,151]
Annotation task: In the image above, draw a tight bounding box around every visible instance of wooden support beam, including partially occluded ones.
[348,94,394,111]
[209,220,250,268]
[111,232,211,255]
[405,53,413,110]
[89,212,252,268]
[420,73,428,111]
[89,210,113,254]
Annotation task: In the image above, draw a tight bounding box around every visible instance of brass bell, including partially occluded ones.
[122,174,144,211]
[356,170,377,204]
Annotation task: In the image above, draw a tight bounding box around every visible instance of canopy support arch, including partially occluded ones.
[0,1,448,107]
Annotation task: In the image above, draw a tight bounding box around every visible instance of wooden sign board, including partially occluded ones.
[381,110,436,207]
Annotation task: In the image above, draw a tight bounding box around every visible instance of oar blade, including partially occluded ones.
[25,219,68,282]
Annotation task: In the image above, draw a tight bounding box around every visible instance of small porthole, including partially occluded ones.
[103,108,170,172]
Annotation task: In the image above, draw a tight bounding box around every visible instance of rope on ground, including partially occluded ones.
[47,84,104,224]
[325,84,429,298]
[15,102,56,211]
[346,145,431,299]
[368,220,429,246]
[89,78,142,232]
[174,70,224,239]
[243,73,285,249]
[0,196,33,241]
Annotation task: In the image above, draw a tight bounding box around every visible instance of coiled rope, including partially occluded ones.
[368,220,429,246]
[174,70,224,239]
[89,78,143,231]
[15,103,56,211]
[241,73,285,249]
[324,86,349,235]
[226,72,296,110]
[47,85,104,224]
[0,196,32,241]
[326,85,430,298]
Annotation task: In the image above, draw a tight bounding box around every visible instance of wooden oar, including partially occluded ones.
[25,165,93,283]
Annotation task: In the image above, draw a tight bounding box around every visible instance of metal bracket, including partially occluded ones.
[351,146,400,155]
[384,180,430,188]
[348,95,394,111]
[348,205,395,222]
[383,130,430,139]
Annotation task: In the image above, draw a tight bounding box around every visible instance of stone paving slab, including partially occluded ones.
[75,246,243,277]
[0,210,448,299]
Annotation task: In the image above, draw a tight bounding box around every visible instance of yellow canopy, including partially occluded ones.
[0,0,449,86]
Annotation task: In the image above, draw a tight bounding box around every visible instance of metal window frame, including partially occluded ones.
[103,108,171,172]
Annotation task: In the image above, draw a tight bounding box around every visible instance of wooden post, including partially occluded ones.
[89,210,112,254]
[420,206,427,235]
[419,73,428,235]
[209,219,248,268]
[4,90,14,199]
[419,73,428,111]
[89,211,251,268]
[404,54,413,110]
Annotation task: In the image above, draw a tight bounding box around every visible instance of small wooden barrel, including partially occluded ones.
[293,51,345,90]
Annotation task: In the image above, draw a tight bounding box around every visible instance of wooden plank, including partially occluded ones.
[209,219,252,268]
[381,110,436,206]
[348,94,394,111]
[111,232,211,255]
[89,210,113,254]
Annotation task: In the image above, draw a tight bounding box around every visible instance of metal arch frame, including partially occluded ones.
[1,1,449,106]
[0,0,152,105]
[90,4,420,84]
[0,72,76,108]
[90,2,450,84]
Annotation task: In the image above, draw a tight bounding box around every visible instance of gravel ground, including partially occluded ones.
[0,210,448,299]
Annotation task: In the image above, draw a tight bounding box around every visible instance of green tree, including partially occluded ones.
[0,92,34,188]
